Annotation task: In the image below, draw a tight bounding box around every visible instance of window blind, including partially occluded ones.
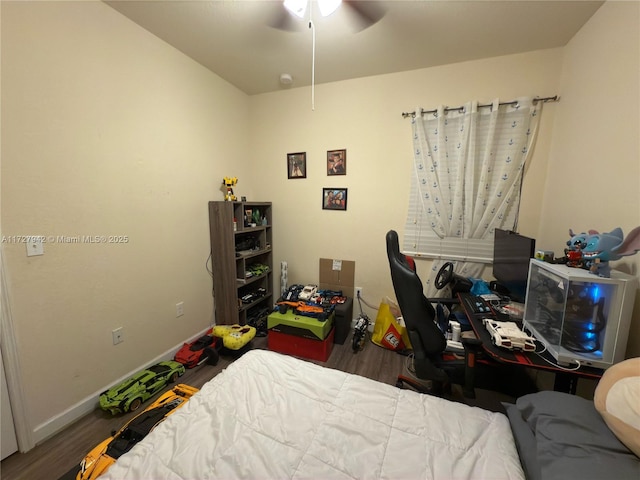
[403,175,508,263]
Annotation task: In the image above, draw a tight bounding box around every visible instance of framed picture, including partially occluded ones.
[287,152,307,179]
[322,188,348,211]
[327,149,346,176]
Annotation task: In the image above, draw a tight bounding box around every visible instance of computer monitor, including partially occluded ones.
[492,229,536,303]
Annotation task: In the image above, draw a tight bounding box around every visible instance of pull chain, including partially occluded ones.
[309,2,315,111]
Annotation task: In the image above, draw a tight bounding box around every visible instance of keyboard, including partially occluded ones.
[458,292,493,316]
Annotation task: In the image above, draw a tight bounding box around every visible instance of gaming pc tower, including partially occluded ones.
[523,259,637,369]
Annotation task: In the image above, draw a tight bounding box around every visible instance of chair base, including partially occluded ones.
[396,374,451,396]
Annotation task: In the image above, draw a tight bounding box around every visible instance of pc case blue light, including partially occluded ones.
[523,259,637,369]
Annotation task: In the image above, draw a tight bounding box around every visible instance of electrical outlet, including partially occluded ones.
[176,301,184,317]
[355,286,363,299]
[112,327,124,345]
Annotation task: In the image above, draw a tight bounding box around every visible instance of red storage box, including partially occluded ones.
[268,327,335,362]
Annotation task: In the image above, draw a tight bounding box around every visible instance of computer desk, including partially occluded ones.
[457,294,604,394]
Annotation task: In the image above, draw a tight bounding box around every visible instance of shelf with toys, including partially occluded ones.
[208,200,273,325]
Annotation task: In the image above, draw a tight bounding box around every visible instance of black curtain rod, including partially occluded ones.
[401,95,559,118]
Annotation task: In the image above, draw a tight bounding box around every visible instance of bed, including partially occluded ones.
[101,349,639,480]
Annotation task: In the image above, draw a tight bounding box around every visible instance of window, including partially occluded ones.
[403,98,543,263]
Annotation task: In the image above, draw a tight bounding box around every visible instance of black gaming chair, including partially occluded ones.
[386,230,482,397]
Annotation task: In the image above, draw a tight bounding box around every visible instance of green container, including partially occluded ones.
[267,309,334,340]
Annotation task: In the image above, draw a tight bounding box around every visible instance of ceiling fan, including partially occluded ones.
[270,0,386,110]
[270,0,386,33]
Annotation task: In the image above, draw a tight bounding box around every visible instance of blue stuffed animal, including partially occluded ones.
[574,226,640,277]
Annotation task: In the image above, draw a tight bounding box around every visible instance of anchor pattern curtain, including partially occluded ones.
[403,97,542,296]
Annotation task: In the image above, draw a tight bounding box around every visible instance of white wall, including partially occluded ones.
[249,49,563,312]
[1,0,250,438]
[538,0,640,357]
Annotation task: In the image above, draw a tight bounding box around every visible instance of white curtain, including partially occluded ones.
[405,97,542,296]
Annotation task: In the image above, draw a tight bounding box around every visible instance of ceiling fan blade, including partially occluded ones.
[268,7,304,32]
[343,0,386,31]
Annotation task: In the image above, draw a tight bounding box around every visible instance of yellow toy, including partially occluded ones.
[212,324,256,350]
[222,177,238,201]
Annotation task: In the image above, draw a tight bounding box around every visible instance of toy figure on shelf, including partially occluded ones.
[563,228,594,268]
[565,249,583,268]
[567,229,593,252]
[564,226,640,277]
[222,177,238,201]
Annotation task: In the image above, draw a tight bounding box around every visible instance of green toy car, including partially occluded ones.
[99,361,185,415]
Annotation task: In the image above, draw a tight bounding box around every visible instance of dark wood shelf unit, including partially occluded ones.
[208,201,273,325]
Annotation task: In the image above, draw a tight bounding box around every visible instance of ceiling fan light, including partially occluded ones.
[319,0,342,17]
[284,0,307,18]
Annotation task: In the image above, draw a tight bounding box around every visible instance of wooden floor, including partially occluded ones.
[1,335,514,480]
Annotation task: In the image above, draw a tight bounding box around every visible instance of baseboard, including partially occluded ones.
[32,328,210,446]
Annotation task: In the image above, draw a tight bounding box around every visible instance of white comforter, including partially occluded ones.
[102,349,524,479]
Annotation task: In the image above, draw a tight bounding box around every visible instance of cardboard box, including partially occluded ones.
[268,327,335,362]
[319,258,355,299]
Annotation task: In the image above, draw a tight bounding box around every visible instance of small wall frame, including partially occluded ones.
[322,188,348,210]
[327,149,346,176]
[287,152,307,179]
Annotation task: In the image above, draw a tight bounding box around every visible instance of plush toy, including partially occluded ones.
[594,357,640,457]
[567,229,597,249]
[212,324,256,350]
[562,228,598,268]
[566,226,640,277]
[222,177,238,201]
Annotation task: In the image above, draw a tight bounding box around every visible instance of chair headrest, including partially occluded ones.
[386,230,408,267]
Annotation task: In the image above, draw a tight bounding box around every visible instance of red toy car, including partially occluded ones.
[174,329,221,368]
